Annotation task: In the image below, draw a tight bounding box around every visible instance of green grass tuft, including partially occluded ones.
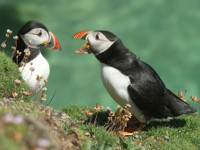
[0,51,30,100]
[63,105,200,149]
[79,124,119,149]
[62,104,88,121]
[137,114,200,149]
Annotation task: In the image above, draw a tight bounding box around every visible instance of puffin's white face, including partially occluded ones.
[87,31,115,55]
[21,28,49,48]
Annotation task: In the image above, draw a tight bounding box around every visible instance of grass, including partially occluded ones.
[0,51,30,100]
[62,104,88,121]
[79,124,119,149]
[63,105,200,150]
[0,98,199,149]
[0,122,28,150]
[0,49,199,149]
[138,114,200,149]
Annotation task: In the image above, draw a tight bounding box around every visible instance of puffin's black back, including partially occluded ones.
[13,21,48,64]
[97,38,196,118]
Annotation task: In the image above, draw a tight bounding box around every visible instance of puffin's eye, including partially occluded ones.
[37,31,42,37]
[95,34,99,40]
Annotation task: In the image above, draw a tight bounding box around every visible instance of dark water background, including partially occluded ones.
[0,0,200,109]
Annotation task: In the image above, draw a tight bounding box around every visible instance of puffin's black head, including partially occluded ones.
[73,30,119,55]
[17,20,61,50]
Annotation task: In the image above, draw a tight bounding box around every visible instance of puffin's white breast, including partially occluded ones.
[19,53,50,92]
[101,63,146,123]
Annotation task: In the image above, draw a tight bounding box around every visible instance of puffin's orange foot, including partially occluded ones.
[121,123,146,136]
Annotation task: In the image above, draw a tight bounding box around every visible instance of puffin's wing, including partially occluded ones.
[127,60,196,117]
[127,60,170,117]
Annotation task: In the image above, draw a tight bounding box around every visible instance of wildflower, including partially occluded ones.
[37,138,51,148]
[36,75,41,81]
[106,106,111,112]
[9,98,14,101]
[116,105,121,113]
[42,87,47,92]
[30,66,35,72]
[13,115,24,124]
[125,104,131,110]
[82,108,88,115]
[24,91,29,96]
[5,33,9,38]
[46,109,51,116]
[11,46,16,52]
[13,36,19,40]
[100,106,104,111]
[87,109,93,116]
[178,90,183,99]
[41,94,46,101]
[7,29,13,34]
[94,104,100,111]
[3,97,7,102]
[107,117,112,122]
[109,112,115,117]
[3,113,14,123]
[164,135,169,140]
[16,50,22,56]
[85,132,90,136]
[12,92,18,98]
[1,42,6,48]
[190,95,197,101]
[158,137,163,142]
[20,61,26,67]
[127,112,132,118]
[24,48,31,57]
[15,79,21,85]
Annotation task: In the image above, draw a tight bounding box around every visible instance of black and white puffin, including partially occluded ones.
[13,21,61,92]
[73,30,196,134]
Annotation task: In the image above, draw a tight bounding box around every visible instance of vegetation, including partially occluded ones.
[0,52,29,98]
[63,105,200,150]
[0,29,199,149]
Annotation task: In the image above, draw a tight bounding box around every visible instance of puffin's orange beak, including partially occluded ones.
[45,32,61,50]
[73,30,91,54]
[73,30,90,40]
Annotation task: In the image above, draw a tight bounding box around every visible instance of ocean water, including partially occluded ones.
[0,0,200,110]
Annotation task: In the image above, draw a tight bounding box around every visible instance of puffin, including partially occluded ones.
[73,30,196,135]
[13,21,61,92]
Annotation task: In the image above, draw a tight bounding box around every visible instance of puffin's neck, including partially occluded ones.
[13,35,41,65]
[28,47,41,62]
[96,39,138,72]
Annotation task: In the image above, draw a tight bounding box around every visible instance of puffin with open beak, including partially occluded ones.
[73,30,196,135]
[13,21,61,92]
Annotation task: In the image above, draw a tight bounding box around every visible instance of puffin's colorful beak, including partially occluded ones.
[45,32,61,50]
[73,30,91,54]
[73,30,90,40]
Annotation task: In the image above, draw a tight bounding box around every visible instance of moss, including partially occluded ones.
[0,121,28,150]
[62,104,88,121]
[138,114,200,149]
[0,51,30,100]
[79,124,119,149]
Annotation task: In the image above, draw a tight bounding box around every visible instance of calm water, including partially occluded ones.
[1,0,200,109]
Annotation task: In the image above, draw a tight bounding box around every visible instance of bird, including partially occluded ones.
[73,30,196,135]
[13,21,61,92]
